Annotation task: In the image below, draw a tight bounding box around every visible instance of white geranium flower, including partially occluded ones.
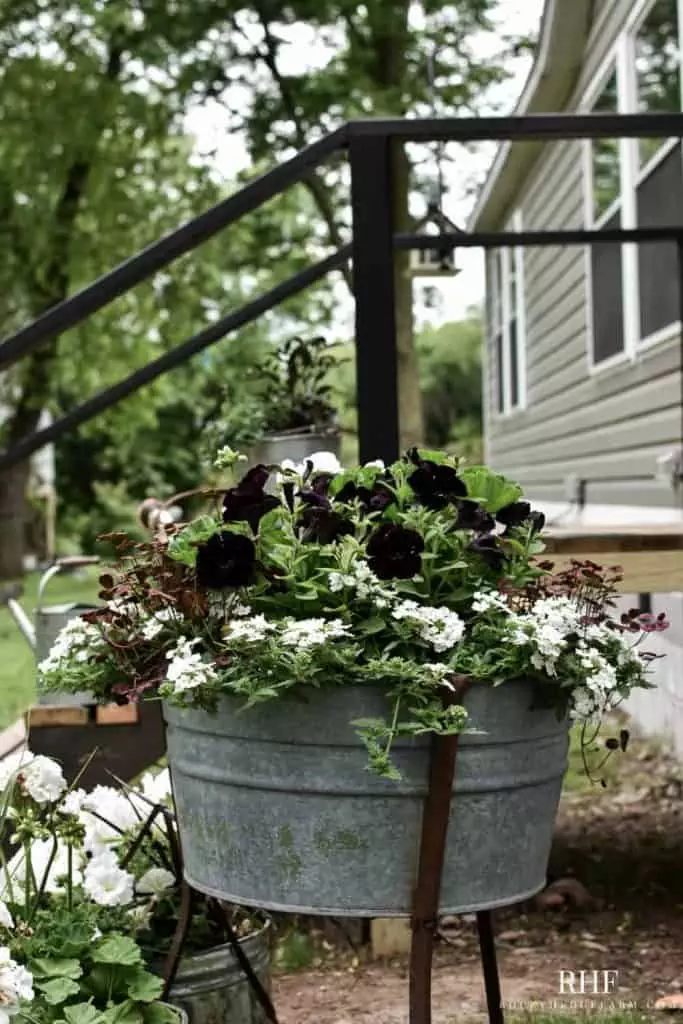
[136,867,176,895]
[84,853,134,907]
[80,785,143,856]
[61,787,87,816]
[20,756,66,805]
[0,904,12,931]
[0,946,33,1022]
[2,839,81,901]
[128,902,153,931]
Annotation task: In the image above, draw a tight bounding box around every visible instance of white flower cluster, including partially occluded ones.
[224,614,350,651]
[507,596,582,677]
[141,606,181,640]
[84,851,135,907]
[280,450,342,477]
[328,561,394,608]
[0,946,33,1024]
[37,616,104,675]
[279,618,350,649]
[392,600,466,653]
[0,750,66,805]
[472,589,510,615]
[166,637,219,694]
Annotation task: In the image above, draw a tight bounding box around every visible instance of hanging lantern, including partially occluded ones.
[407,202,464,279]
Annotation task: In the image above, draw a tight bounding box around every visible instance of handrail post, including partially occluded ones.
[349,131,400,465]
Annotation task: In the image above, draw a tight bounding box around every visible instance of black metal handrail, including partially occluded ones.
[2,110,683,469]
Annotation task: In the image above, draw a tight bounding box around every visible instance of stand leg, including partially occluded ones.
[162,880,194,999]
[477,911,504,1024]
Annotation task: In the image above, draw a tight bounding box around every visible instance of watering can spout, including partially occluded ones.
[0,584,36,650]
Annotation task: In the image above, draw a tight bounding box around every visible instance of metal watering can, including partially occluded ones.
[2,556,100,706]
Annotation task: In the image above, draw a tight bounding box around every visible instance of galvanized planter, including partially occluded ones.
[165,925,271,1024]
[247,429,340,469]
[165,681,569,917]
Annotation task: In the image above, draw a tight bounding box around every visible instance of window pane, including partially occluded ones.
[592,71,620,221]
[636,0,680,168]
[509,319,519,408]
[637,143,683,337]
[495,332,504,413]
[591,208,625,362]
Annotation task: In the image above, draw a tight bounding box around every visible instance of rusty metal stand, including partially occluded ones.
[409,683,505,1024]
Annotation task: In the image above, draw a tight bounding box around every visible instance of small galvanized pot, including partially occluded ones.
[164,681,569,917]
[165,924,271,1024]
[246,429,340,469]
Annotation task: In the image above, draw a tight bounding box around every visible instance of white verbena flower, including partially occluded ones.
[392,601,465,653]
[141,607,180,640]
[472,590,510,615]
[224,615,276,644]
[165,637,219,694]
[38,616,104,674]
[0,904,12,931]
[136,867,176,895]
[279,617,351,650]
[84,852,135,907]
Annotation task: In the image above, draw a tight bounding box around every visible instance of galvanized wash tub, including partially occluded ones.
[165,681,569,916]
[247,430,340,469]
[165,925,271,1024]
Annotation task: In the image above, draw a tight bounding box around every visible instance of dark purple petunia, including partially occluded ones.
[454,499,495,534]
[367,523,425,580]
[223,465,281,534]
[496,501,531,528]
[196,531,257,589]
[298,491,354,544]
[406,449,467,510]
[529,510,546,535]
[468,533,506,572]
[336,478,395,514]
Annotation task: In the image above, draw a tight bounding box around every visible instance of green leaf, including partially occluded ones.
[37,977,82,1005]
[100,1001,144,1024]
[32,959,83,981]
[92,935,143,967]
[126,971,164,1003]
[167,516,222,566]
[143,1004,181,1024]
[460,466,523,513]
[64,1003,104,1024]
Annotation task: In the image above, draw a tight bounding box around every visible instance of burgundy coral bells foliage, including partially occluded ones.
[222,465,280,533]
[367,523,424,580]
[196,531,256,589]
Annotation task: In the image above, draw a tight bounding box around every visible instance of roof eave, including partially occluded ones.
[469,0,593,231]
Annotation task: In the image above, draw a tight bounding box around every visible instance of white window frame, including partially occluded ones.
[489,209,527,416]
[582,0,683,371]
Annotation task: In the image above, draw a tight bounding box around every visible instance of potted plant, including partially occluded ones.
[0,751,185,1024]
[66,770,273,1024]
[209,336,341,469]
[39,449,667,917]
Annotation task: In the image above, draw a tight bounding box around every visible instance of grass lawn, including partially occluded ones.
[0,566,100,728]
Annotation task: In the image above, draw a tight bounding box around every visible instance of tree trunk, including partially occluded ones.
[392,141,424,450]
[0,460,31,579]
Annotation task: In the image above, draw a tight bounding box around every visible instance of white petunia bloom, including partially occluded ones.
[364,459,385,470]
[20,755,66,805]
[165,637,219,694]
[392,601,465,653]
[136,867,176,895]
[84,852,135,907]
[0,904,12,931]
[140,768,172,805]
[300,451,342,476]
[279,618,351,650]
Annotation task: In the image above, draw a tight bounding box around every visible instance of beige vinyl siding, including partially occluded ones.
[484,0,683,510]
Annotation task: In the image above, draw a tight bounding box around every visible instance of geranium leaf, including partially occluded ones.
[100,1001,144,1024]
[32,959,83,981]
[37,977,82,1004]
[64,1003,104,1024]
[126,971,164,1003]
[143,1004,181,1024]
[93,935,143,967]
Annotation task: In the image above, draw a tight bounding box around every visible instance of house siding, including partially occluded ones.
[485,0,683,511]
